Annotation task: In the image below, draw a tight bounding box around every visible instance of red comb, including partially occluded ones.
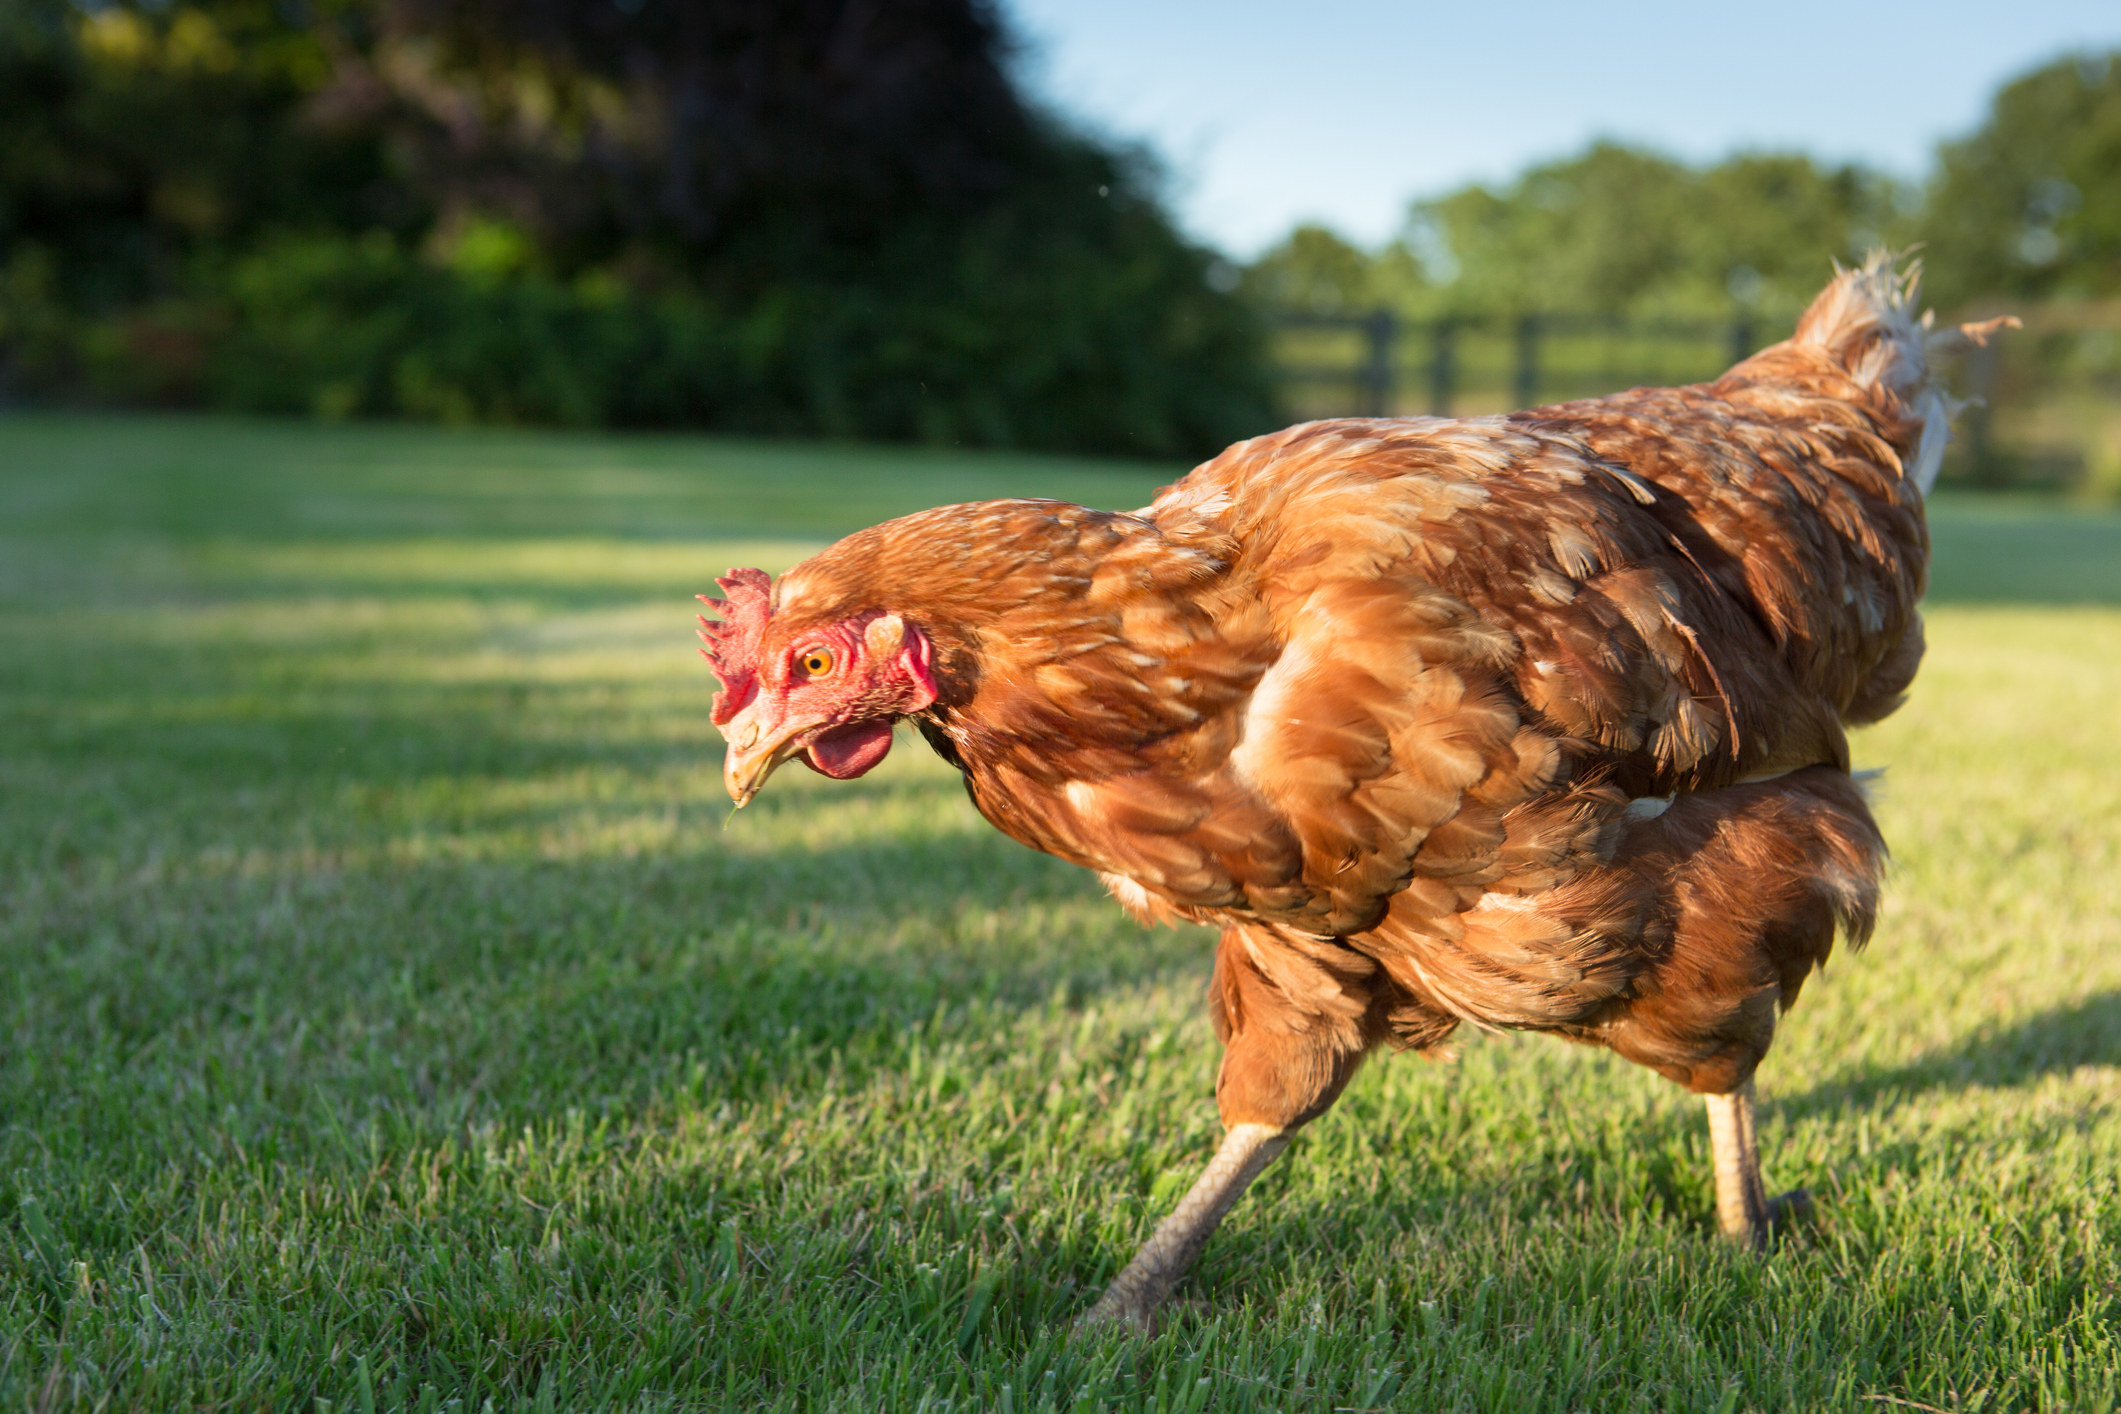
[696,567,773,725]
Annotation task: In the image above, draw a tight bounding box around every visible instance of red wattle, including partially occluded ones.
[803,720,895,779]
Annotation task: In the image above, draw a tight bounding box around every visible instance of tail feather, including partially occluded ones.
[1788,251,2015,495]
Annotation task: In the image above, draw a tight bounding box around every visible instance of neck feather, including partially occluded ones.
[772,498,1245,774]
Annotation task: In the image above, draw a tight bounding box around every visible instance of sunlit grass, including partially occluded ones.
[3,413,2120,1410]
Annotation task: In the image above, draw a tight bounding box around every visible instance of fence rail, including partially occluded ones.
[1267,304,2121,494]
[1270,308,1764,419]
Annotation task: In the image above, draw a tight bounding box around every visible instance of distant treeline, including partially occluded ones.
[0,0,1273,456]
[1244,52,2121,327]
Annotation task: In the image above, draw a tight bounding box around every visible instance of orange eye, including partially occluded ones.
[799,647,835,677]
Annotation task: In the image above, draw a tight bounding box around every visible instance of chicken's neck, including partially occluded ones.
[793,498,1249,792]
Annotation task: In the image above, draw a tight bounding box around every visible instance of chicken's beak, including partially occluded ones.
[718,698,817,807]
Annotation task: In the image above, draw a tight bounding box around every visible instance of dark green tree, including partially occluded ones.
[0,0,1275,454]
[0,0,394,393]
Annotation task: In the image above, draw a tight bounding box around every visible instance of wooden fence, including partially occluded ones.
[1269,305,2121,493]
[1271,309,1765,419]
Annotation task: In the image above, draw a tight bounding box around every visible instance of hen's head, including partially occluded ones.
[697,567,939,806]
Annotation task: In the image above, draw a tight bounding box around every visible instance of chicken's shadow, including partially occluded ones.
[1780,989,2121,1120]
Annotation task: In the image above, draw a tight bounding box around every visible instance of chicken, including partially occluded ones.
[697,255,2008,1329]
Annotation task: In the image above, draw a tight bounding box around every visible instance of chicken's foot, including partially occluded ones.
[1077,1122,1289,1331]
[1704,1079,1809,1249]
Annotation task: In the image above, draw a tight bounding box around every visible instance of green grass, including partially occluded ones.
[3,411,2120,1411]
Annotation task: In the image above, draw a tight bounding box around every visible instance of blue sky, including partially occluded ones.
[1003,0,2121,258]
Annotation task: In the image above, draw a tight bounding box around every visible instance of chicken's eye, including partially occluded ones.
[798,647,836,678]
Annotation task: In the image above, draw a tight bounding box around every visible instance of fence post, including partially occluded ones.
[1428,318,1456,416]
[1513,314,1540,408]
[1360,308,1396,417]
[1965,335,2001,485]
[1728,317,1755,368]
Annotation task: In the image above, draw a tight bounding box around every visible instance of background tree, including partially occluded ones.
[1240,224,1430,315]
[0,0,1276,455]
[1403,143,1906,321]
[0,0,395,393]
[1920,52,2121,310]
[1243,143,1909,326]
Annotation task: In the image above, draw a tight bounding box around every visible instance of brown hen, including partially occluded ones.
[698,255,2008,1328]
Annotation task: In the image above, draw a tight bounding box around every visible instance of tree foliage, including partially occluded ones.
[0,0,1275,455]
[1247,52,2121,325]
[1241,224,1431,316]
[1250,143,1907,323]
[1921,52,2121,309]
[0,1,390,305]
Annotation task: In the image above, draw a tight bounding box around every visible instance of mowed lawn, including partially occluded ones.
[3,413,2120,1412]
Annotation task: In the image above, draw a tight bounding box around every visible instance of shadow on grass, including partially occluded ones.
[1182,995,2121,1280]
[1783,989,2121,1122]
[2,582,1216,1132]
[4,777,1214,1142]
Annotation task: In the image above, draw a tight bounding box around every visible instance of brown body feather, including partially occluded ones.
[748,258,1977,1136]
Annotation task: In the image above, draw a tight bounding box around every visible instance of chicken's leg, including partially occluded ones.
[1075,927,1374,1330]
[1704,1078,1810,1249]
[1077,1122,1289,1330]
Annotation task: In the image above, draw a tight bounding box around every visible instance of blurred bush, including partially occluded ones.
[0,0,1275,457]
